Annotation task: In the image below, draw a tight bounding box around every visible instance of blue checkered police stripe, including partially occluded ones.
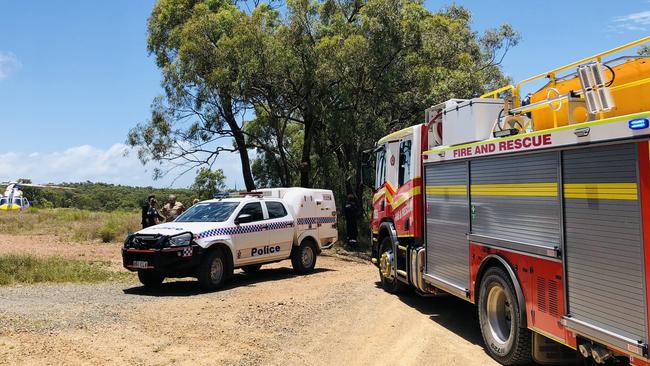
[195,220,295,240]
[297,217,337,225]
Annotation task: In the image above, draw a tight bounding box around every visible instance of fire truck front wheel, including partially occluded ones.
[378,236,406,294]
[478,267,532,365]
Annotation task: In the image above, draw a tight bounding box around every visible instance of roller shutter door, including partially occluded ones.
[470,152,560,250]
[563,143,647,344]
[424,162,469,291]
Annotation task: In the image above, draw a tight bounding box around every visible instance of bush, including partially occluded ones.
[0,254,124,285]
[98,219,121,243]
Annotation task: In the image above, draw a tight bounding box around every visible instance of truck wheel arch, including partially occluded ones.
[474,254,527,325]
[295,234,320,254]
[377,221,397,260]
[204,242,234,276]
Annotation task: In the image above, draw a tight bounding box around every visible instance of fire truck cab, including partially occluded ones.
[371,36,650,365]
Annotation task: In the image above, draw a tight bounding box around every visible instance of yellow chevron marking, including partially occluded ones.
[391,186,421,208]
[471,183,558,197]
[372,187,385,203]
[426,185,467,196]
[564,183,638,200]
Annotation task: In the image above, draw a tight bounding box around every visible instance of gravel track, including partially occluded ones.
[0,235,498,366]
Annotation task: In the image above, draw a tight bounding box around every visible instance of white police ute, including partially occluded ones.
[122,188,338,290]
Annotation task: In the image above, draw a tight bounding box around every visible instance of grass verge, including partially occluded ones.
[0,208,140,243]
[0,254,128,285]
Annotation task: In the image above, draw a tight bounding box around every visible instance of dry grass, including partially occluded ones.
[0,254,127,285]
[0,208,140,243]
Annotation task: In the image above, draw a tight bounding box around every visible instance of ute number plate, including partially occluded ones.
[132,261,149,269]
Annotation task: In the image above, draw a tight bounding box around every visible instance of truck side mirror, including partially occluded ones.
[235,213,253,225]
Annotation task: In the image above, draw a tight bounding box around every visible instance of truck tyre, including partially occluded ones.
[478,266,532,365]
[137,270,164,288]
[291,240,317,274]
[242,264,262,273]
[198,248,227,291]
[378,236,406,294]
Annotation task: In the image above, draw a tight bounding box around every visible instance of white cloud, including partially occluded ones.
[0,143,245,189]
[0,51,21,80]
[611,10,650,32]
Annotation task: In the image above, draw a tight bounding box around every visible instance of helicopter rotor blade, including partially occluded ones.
[0,182,74,190]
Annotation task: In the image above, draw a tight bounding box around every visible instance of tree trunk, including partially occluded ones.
[221,92,256,191]
[300,117,314,187]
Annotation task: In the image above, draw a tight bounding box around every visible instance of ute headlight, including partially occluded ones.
[168,232,192,247]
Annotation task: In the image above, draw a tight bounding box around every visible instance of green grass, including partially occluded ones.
[0,254,126,285]
[0,208,140,243]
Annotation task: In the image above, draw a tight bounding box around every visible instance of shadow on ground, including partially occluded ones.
[123,267,334,297]
[380,283,545,366]
[374,281,483,346]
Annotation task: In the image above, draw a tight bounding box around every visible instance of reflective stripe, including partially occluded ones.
[564,183,638,200]
[425,185,467,196]
[471,183,558,197]
[391,186,421,208]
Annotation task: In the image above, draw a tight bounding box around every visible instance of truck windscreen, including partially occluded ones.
[175,202,239,222]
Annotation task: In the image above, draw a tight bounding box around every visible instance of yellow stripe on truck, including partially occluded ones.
[471,183,558,197]
[564,183,638,200]
[391,186,421,208]
[425,185,467,196]
[425,182,638,200]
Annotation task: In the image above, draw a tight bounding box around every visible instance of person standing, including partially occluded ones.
[343,193,359,248]
[146,198,164,227]
[161,194,185,222]
[141,194,155,229]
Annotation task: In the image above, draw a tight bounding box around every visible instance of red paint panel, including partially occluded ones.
[637,141,650,351]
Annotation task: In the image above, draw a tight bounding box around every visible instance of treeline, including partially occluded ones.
[11,182,198,211]
[127,0,520,209]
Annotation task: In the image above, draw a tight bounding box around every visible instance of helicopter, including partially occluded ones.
[0,181,71,211]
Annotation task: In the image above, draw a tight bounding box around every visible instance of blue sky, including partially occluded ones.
[0,0,649,188]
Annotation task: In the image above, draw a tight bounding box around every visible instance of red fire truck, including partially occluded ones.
[370,36,650,365]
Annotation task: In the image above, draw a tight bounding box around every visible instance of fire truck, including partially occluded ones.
[370,36,650,365]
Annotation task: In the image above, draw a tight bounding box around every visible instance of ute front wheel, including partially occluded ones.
[137,270,164,288]
[478,267,531,365]
[378,236,406,294]
[198,248,227,291]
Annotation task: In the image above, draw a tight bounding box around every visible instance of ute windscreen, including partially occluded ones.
[175,202,239,222]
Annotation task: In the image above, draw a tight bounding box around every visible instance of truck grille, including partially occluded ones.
[130,235,165,249]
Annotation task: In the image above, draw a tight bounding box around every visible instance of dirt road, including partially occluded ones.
[0,235,498,366]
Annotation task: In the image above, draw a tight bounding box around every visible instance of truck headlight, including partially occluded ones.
[168,232,192,247]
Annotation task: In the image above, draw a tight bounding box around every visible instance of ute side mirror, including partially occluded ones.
[235,213,253,225]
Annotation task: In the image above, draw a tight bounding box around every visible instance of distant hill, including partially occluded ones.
[3,181,200,211]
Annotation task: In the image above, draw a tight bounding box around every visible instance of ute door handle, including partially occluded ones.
[261,224,269,230]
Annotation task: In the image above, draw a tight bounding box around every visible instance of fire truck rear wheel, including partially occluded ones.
[242,264,262,273]
[137,270,164,288]
[478,266,532,365]
[197,248,228,291]
[378,236,406,294]
[291,240,317,274]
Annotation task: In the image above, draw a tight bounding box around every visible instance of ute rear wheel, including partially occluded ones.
[378,236,406,294]
[478,267,531,365]
[137,270,164,288]
[242,264,262,273]
[198,248,228,291]
[291,240,317,274]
